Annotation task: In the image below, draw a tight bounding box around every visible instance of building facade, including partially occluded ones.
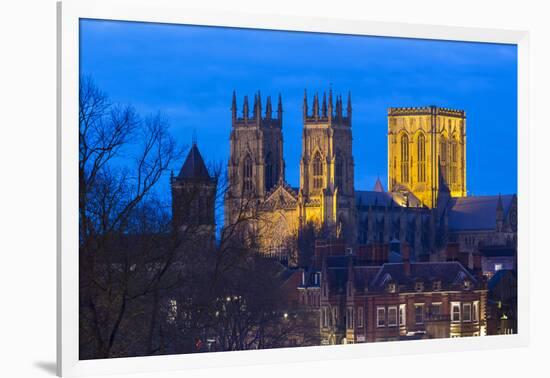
[388,106,467,209]
[222,90,516,267]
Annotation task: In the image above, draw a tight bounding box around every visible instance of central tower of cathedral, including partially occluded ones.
[387,106,467,208]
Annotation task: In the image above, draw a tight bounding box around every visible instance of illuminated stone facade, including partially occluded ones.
[388,106,467,208]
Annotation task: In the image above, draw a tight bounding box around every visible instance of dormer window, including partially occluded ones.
[432,280,442,291]
[463,280,472,290]
[387,282,397,293]
[415,281,424,292]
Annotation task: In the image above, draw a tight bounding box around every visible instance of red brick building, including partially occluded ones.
[318,247,488,344]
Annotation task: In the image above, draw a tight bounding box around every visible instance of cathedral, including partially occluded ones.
[177,89,517,265]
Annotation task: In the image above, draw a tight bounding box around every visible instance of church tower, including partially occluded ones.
[224,91,285,226]
[387,106,467,208]
[299,89,356,242]
[171,142,217,242]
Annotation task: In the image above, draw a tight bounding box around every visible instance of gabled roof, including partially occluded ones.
[177,143,211,180]
[373,177,385,192]
[447,194,515,231]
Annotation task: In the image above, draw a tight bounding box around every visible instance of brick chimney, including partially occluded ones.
[445,242,459,262]
[402,243,411,276]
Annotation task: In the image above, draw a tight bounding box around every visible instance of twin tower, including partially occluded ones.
[224,89,357,247]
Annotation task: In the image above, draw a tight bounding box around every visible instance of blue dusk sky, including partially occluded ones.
[80,19,518,198]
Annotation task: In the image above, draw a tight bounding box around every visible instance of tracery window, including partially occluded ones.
[417,133,426,182]
[243,155,253,192]
[313,152,323,189]
[335,155,344,189]
[400,134,409,183]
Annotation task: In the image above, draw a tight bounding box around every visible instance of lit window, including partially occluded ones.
[495,263,503,272]
[417,133,426,182]
[463,303,472,322]
[400,134,409,183]
[388,306,398,327]
[473,301,479,322]
[451,302,461,322]
[377,307,386,327]
[312,152,323,189]
[463,280,472,290]
[414,304,424,324]
[399,304,406,326]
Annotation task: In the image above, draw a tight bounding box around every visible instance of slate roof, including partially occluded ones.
[355,190,397,207]
[447,195,514,231]
[323,257,479,294]
[177,143,211,180]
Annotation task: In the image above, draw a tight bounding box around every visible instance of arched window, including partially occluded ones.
[335,154,344,189]
[417,133,426,182]
[440,137,447,181]
[450,140,458,184]
[400,134,409,183]
[265,152,273,191]
[243,155,253,193]
[313,152,323,189]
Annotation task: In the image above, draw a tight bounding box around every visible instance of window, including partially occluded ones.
[495,263,503,272]
[322,307,328,328]
[387,282,396,293]
[333,307,338,325]
[377,307,386,327]
[399,304,406,326]
[400,134,409,183]
[312,152,323,189]
[414,304,424,324]
[265,153,274,191]
[432,280,442,291]
[452,302,461,322]
[357,306,364,328]
[243,155,253,192]
[417,133,426,182]
[463,280,472,290]
[415,281,424,292]
[346,307,354,329]
[430,303,441,319]
[473,301,479,322]
[463,303,472,322]
[440,138,447,180]
[450,141,458,184]
[388,306,398,327]
[335,155,344,189]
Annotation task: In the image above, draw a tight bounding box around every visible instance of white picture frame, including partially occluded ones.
[57,0,530,376]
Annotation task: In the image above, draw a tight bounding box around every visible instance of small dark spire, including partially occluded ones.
[322,92,327,118]
[303,89,308,120]
[253,93,258,119]
[265,95,272,120]
[243,95,249,120]
[231,90,237,121]
[313,93,319,119]
[347,91,352,121]
[328,87,333,120]
[256,91,262,120]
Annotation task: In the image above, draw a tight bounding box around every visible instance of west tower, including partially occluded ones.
[387,106,467,208]
[224,91,285,226]
[299,89,356,242]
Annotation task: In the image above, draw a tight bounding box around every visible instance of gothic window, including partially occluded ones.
[450,140,458,184]
[400,134,409,183]
[417,133,426,182]
[243,155,253,193]
[265,152,273,191]
[440,137,448,180]
[335,154,344,189]
[313,152,323,189]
